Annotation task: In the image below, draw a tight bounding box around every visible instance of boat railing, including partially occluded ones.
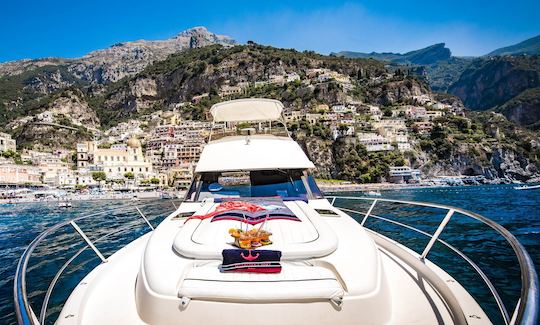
[327,196,538,325]
[13,201,173,325]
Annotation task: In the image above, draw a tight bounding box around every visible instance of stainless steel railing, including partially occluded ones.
[328,196,538,325]
[13,201,174,325]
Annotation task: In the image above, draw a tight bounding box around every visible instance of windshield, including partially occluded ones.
[185,169,323,201]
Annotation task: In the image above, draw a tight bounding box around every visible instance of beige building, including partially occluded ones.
[39,159,71,186]
[219,85,244,97]
[167,163,195,189]
[284,111,304,123]
[425,111,444,121]
[77,138,154,182]
[0,163,41,185]
[412,122,434,134]
[0,132,16,152]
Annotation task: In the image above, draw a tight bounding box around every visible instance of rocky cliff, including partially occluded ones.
[497,87,540,130]
[0,27,235,84]
[448,56,540,110]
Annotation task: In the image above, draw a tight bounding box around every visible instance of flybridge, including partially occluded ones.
[209,98,285,122]
[208,98,290,141]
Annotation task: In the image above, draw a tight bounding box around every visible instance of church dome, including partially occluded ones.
[127,137,141,148]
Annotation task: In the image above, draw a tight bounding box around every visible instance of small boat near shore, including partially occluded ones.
[58,201,72,208]
[366,190,382,196]
[514,184,540,190]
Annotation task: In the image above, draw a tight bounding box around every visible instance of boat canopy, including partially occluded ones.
[210,98,284,122]
[195,136,315,172]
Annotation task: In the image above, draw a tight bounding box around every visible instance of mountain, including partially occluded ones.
[0,27,236,84]
[333,43,451,65]
[0,27,236,127]
[487,34,540,56]
[448,55,540,110]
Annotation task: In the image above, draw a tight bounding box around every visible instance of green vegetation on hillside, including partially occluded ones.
[333,140,405,183]
[0,66,87,127]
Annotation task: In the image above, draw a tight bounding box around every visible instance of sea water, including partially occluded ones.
[0,184,538,325]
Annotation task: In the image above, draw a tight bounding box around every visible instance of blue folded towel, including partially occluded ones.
[221,249,282,273]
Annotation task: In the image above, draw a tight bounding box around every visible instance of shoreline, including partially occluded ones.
[317,182,435,193]
[0,191,186,205]
[0,181,529,204]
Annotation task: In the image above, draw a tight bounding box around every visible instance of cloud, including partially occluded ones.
[210,3,532,56]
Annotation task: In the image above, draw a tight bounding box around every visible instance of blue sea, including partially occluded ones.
[0,184,538,325]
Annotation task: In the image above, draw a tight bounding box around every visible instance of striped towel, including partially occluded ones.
[221,249,282,273]
[186,198,301,225]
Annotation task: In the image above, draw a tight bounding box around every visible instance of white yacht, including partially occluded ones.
[15,99,538,325]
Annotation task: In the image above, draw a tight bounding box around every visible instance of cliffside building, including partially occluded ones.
[0,132,16,152]
[357,133,394,152]
[388,166,422,183]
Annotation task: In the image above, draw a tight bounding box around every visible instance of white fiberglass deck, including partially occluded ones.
[57,199,489,325]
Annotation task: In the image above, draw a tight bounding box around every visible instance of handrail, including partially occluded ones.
[14,201,169,325]
[39,224,137,324]
[339,206,511,323]
[328,196,538,325]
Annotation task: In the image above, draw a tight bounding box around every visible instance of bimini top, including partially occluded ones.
[195,136,315,172]
[210,98,284,122]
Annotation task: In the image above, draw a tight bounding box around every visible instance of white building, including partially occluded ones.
[0,132,16,152]
[332,126,355,140]
[332,105,348,114]
[388,166,422,183]
[286,72,300,83]
[36,111,54,123]
[357,133,394,152]
[432,102,452,110]
[397,105,427,120]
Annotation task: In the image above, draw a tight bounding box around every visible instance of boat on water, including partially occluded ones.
[514,184,540,190]
[366,190,382,196]
[14,99,538,325]
[58,201,72,208]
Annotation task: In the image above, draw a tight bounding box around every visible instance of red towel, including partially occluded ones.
[186,201,266,222]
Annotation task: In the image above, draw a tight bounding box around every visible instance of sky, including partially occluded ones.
[0,0,539,62]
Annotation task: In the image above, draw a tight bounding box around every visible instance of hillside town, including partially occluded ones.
[0,66,471,195]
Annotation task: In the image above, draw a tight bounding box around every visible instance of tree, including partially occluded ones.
[124,172,135,180]
[150,177,160,185]
[91,171,107,182]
